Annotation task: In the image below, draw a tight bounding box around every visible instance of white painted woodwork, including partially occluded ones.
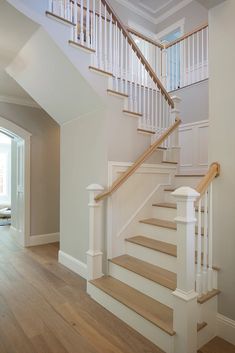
[179,120,209,174]
[87,282,175,353]
[86,183,104,280]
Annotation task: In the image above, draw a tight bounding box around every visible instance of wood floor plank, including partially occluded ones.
[126,236,177,257]
[0,226,162,353]
[199,336,235,353]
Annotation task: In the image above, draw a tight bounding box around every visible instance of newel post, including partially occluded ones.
[86,184,104,281]
[172,187,199,353]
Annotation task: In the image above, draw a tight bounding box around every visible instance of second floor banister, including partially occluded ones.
[95,117,181,202]
[47,0,175,135]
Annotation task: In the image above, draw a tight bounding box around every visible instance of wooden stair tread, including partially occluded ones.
[197,322,207,332]
[89,66,114,77]
[198,336,235,353]
[140,218,204,235]
[107,89,128,98]
[126,236,177,257]
[68,40,96,53]
[175,174,205,177]
[123,110,142,117]
[164,187,176,192]
[152,202,205,212]
[90,276,175,336]
[45,11,76,26]
[162,161,178,165]
[110,255,176,290]
[140,218,177,230]
[197,289,220,304]
[137,128,156,134]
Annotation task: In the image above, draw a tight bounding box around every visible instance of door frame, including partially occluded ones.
[0,116,31,247]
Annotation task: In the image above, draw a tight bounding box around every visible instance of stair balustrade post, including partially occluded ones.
[86,184,104,281]
[161,42,168,88]
[166,95,181,164]
[172,187,199,353]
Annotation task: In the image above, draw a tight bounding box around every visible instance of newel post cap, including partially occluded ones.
[172,186,199,199]
[86,184,104,192]
[171,95,182,103]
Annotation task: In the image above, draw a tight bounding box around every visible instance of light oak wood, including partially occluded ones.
[164,187,176,192]
[137,128,156,135]
[110,255,177,291]
[152,202,205,213]
[126,27,163,49]
[175,174,205,177]
[90,276,175,336]
[45,11,76,26]
[197,289,221,304]
[123,110,143,117]
[139,218,204,235]
[100,0,174,108]
[196,162,220,199]
[107,89,129,98]
[89,66,114,77]
[162,161,178,165]
[68,40,96,53]
[0,226,162,353]
[126,236,177,257]
[95,118,181,202]
[199,336,235,353]
[197,322,207,332]
[165,22,208,49]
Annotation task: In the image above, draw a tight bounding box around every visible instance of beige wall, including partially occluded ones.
[209,0,235,320]
[0,102,60,236]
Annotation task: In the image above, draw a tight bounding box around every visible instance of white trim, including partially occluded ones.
[114,0,193,25]
[0,95,40,109]
[139,0,174,15]
[0,117,31,247]
[58,250,87,279]
[179,119,209,130]
[155,18,185,41]
[217,314,235,346]
[28,232,60,246]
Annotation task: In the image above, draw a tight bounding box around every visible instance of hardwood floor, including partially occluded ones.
[0,226,164,353]
[199,336,235,353]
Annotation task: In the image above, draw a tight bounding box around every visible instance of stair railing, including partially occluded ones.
[47,0,175,136]
[172,162,220,353]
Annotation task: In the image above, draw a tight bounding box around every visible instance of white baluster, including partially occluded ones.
[92,0,96,50]
[80,0,84,45]
[203,191,208,294]
[109,14,113,73]
[86,0,90,47]
[125,36,128,94]
[206,27,209,78]
[161,43,168,88]
[104,5,107,70]
[208,183,213,291]
[98,0,102,68]
[120,31,124,93]
[201,28,204,80]
[196,199,202,295]
[73,1,78,41]
[192,34,195,84]
[151,88,154,131]
[197,31,200,83]
[48,0,53,12]
[180,40,183,88]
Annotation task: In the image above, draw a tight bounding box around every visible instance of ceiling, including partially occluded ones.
[127,0,186,16]
[0,0,38,104]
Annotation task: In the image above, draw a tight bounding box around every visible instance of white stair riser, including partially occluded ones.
[125,241,176,272]
[173,177,202,189]
[197,297,217,349]
[164,191,177,204]
[138,223,177,244]
[109,262,174,308]
[87,282,175,353]
[152,207,205,223]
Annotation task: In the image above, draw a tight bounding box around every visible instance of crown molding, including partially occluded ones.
[114,0,194,25]
[138,0,174,15]
[0,95,40,109]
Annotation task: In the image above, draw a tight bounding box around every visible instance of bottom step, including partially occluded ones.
[88,276,175,353]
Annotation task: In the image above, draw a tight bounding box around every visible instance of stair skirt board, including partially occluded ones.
[109,261,174,308]
[87,282,175,353]
[125,240,176,273]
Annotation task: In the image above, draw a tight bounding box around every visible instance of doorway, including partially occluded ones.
[0,117,31,247]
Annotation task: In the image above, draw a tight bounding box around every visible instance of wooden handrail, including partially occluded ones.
[95,118,181,202]
[196,162,220,199]
[127,27,164,50]
[165,22,208,49]
[100,0,174,108]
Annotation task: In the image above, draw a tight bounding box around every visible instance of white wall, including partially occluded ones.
[0,102,60,237]
[209,0,235,321]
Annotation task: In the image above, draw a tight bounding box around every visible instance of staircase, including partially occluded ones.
[5,1,220,352]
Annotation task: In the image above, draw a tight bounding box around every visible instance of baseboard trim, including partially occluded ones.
[29,232,60,246]
[58,250,87,279]
[217,313,235,345]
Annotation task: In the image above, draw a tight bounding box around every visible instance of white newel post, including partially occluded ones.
[172,187,199,353]
[167,95,181,163]
[161,42,168,88]
[86,184,104,281]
